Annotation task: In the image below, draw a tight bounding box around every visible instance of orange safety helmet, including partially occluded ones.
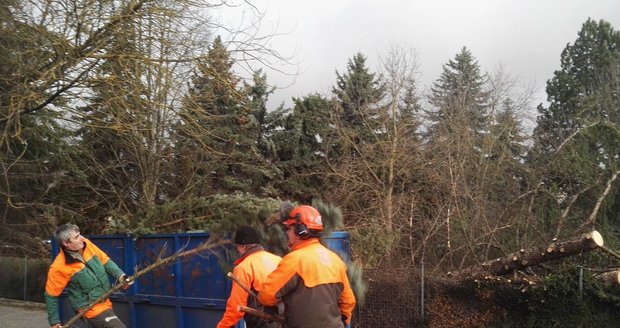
[282,205,324,232]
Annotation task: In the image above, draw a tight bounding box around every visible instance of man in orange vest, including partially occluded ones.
[45,223,132,328]
[217,226,282,328]
[258,205,356,328]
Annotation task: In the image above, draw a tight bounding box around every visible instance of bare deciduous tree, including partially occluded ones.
[324,46,424,267]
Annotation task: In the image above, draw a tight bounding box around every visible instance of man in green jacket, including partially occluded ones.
[45,223,131,328]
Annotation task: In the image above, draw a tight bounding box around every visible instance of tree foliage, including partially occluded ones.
[0,0,289,256]
[333,52,386,144]
[428,47,490,143]
[270,93,333,202]
[530,18,620,242]
[0,2,618,307]
[325,48,424,266]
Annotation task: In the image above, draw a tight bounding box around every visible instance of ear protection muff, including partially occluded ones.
[293,213,309,238]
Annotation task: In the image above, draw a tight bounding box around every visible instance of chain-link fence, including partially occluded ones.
[354,267,424,327]
[0,256,49,303]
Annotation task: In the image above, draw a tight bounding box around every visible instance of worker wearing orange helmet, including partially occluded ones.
[257,205,356,328]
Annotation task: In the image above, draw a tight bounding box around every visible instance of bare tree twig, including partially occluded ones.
[578,169,620,231]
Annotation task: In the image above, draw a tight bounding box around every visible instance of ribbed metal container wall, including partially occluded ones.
[52,231,350,328]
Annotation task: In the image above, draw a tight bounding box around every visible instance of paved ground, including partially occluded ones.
[0,298,48,328]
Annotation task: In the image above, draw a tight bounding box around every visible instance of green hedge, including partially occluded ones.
[489,268,620,328]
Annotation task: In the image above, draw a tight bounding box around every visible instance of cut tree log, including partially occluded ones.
[449,231,604,280]
[596,270,620,288]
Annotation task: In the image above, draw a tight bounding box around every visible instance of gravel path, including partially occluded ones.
[0,298,48,328]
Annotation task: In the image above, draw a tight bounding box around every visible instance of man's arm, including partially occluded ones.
[338,268,356,326]
[44,291,61,326]
[104,259,124,280]
[216,266,251,328]
[44,263,69,327]
[258,256,298,307]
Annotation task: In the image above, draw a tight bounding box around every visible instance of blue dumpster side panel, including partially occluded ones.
[323,231,351,263]
[54,231,350,328]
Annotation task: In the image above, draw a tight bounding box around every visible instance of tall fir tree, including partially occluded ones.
[243,69,282,194]
[174,36,244,196]
[490,99,528,163]
[423,47,495,268]
[485,98,529,208]
[271,93,333,202]
[321,49,425,266]
[176,36,277,197]
[428,47,490,144]
[244,69,277,160]
[332,53,385,144]
[399,84,423,139]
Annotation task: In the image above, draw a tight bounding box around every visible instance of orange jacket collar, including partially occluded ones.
[291,238,320,251]
[233,245,264,266]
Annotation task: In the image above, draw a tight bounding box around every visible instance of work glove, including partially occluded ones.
[279,201,294,220]
[264,201,295,231]
[117,274,134,289]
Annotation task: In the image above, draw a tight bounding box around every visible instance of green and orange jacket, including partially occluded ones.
[44,238,125,325]
[258,238,356,328]
[217,245,282,328]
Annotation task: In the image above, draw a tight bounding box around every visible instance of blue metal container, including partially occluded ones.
[52,231,350,328]
[323,231,351,263]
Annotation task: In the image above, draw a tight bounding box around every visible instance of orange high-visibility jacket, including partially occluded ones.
[44,238,124,326]
[217,246,282,328]
[258,239,356,328]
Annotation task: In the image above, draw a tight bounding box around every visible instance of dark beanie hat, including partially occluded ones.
[234,226,260,245]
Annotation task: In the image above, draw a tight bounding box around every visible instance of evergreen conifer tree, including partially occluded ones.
[530,19,620,237]
[423,47,494,267]
[177,37,277,196]
[333,53,385,144]
[428,47,490,144]
[271,93,333,201]
[533,18,620,154]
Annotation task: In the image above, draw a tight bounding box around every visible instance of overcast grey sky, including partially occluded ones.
[220,0,620,119]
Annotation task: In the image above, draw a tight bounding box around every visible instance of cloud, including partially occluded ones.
[222,0,620,111]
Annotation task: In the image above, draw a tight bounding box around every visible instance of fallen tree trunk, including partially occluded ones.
[449,231,604,280]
